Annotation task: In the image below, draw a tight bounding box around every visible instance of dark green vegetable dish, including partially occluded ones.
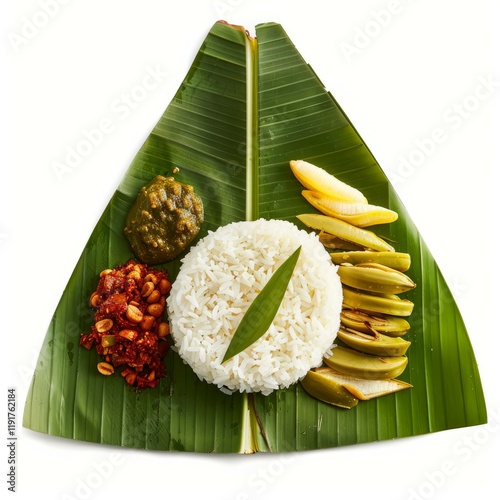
[124,175,204,264]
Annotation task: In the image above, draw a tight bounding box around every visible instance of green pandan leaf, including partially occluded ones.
[222,246,301,363]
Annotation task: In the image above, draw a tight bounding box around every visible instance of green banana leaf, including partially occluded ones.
[23,21,487,453]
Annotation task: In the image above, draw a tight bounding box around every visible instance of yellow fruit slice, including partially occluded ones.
[301,369,359,409]
[340,309,411,337]
[342,286,414,316]
[313,367,412,400]
[324,346,408,379]
[337,263,416,295]
[336,327,411,356]
[302,190,398,227]
[331,251,411,272]
[298,213,395,252]
[290,160,367,203]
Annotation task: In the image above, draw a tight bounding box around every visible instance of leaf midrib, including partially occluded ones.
[245,34,259,221]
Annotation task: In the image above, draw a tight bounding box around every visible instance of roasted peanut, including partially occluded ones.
[144,273,159,285]
[140,315,155,331]
[146,289,161,304]
[95,318,113,333]
[158,278,171,295]
[147,303,164,318]
[126,304,144,323]
[90,292,101,308]
[97,362,114,375]
[157,322,170,338]
[141,281,155,297]
[99,269,112,278]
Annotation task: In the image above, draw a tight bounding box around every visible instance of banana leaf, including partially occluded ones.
[23,21,487,453]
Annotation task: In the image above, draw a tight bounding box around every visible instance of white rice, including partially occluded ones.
[166,218,342,396]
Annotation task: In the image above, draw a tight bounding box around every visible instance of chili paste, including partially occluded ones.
[80,260,171,389]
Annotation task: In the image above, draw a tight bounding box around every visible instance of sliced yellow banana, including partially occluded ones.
[297,213,395,252]
[290,160,368,203]
[330,250,411,272]
[302,190,398,227]
[324,346,408,380]
[336,326,411,357]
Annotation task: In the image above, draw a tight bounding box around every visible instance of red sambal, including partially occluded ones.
[80,260,172,389]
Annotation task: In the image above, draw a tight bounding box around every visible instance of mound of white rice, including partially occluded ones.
[166,218,342,395]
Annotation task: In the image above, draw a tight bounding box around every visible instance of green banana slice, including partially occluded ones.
[324,346,408,379]
[342,286,414,316]
[337,262,416,294]
[331,251,411,272]
[312,367,412,400]
[340,310,410,337]
[336,327,411,356]
[300,369,359,409]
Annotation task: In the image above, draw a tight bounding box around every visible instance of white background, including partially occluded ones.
[2,0,499,499]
